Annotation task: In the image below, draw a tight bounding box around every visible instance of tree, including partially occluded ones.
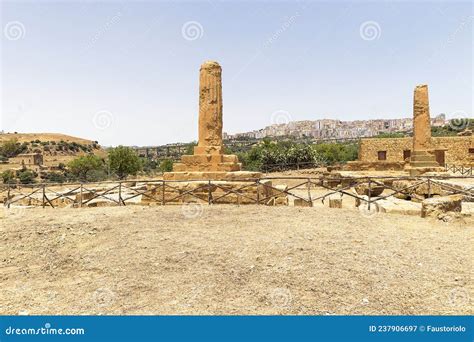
[0,139,26,158]
[108,146,142,179]
[68,155,105,181]
[1,170,15,184]
[17,169,36,184]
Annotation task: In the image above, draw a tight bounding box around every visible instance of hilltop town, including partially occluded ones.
[224,114,447,140]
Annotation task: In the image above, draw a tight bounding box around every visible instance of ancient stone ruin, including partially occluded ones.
[164,61,260,181]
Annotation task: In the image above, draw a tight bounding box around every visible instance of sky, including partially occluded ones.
[0,0,472,146]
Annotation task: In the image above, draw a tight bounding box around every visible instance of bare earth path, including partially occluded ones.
[0,205,472,315]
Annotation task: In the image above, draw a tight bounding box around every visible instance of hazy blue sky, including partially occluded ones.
[1,0,472,146]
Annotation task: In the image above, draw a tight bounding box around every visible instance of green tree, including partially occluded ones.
[68,155,105,181]
[0,139,26,158]
[1,170,15,184]
[17,169,37,184]
[108,146,142,179]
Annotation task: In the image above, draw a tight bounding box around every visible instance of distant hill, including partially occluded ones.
[0,132,97,145]
[0,133,106,170]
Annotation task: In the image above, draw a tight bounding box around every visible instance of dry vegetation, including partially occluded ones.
[1,205,472,315]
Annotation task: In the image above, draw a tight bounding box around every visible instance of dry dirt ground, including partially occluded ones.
[0,205,472,315]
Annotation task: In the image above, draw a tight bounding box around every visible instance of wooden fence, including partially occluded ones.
[1,175,473,210]
[445,164,473,176]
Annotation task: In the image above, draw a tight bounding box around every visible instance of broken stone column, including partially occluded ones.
[412,84,432,150]
[163,61,261,181]
[195,61,223,155]
[408,85,442,174]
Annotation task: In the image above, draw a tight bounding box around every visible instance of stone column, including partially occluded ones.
[196,61,223,155]
[409,84,440,173]
[412,84,432,150]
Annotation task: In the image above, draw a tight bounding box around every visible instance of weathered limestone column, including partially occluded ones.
[409,84,441,173]
[412,84,432,150]
[196,61,223,155]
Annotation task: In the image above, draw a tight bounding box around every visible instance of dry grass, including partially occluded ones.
[0,205,472,315]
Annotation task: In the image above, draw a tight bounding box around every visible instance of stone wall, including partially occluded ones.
[358,136,474,165]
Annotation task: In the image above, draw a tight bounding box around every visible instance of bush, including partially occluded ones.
[237,140,359,172]
[43,172,67,183]
[159,159,174,172]
[1,170,15,184]
[108,146,142,179]
[17,169,37,184]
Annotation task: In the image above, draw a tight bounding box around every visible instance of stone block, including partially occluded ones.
[421,194,462,219]
[329,197,342,208]
[354,183,385,197]
[294,198,312,207]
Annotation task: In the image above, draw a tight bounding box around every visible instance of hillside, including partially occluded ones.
[0,133,106,172]
[0,132,97,145]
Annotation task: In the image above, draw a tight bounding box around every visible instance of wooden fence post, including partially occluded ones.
[119,182,123,206]
[367,179,372,211]
[208,180,212,205]
[162,180,165,205]
[79,183,83,208]
[7,184,11,209]
[256,180,260,205]
[42,184,46,208]
[307,178,312,207]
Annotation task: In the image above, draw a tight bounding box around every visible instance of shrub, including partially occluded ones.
[17,169,36,184]
[1,170,15,184]
[44,172,66,183]
[159,159,174,172]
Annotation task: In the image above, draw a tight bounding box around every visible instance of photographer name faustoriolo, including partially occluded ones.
[426,325,466,333]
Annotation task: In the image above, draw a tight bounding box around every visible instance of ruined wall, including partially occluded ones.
[359,136,474,165]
